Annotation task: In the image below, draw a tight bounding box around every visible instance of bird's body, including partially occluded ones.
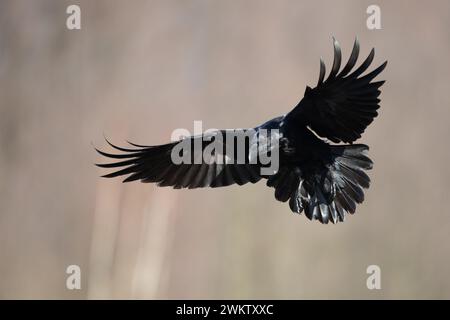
[96,38,386,224]
[258,114,329,173]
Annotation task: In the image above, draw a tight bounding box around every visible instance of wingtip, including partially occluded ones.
[328,37,342,80]
[102,132,111,145]
[332,37,341,50]
[104,136,145,153]
[126,140,150,148]
[353,37,360,51]
[103,135,117,149]
[332,36,339,46]
[318,57,326,85]
[379,60,388,72]
[94,147,104,156]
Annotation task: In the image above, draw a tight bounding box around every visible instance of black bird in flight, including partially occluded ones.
[96,38,387,224]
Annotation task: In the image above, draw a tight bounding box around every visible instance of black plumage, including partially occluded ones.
[96,38,387,224]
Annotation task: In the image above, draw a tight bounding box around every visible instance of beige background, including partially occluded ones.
[0,0,449,299]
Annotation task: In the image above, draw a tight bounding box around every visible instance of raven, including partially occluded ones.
[96,38,387,224]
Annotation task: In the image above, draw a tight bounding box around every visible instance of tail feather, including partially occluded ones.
[268,144,373,224]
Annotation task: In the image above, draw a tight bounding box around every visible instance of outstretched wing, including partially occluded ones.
[95,130,262,188]
[286,38,387,143]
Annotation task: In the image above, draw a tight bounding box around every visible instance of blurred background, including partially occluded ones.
[0,0,449,299]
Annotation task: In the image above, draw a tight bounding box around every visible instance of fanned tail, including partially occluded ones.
[268,144,373,224]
